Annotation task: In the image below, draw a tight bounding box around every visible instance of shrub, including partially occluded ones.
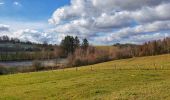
[74,59,82,67]
[8,67,18,74]
[32,60,44,71]
[68,46,112,67]
[0,65,8,75]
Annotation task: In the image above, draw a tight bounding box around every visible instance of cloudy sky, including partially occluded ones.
[0,0,170,45]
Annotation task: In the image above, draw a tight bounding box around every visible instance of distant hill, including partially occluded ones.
[0,42,42,52]
[113,43,139,48]
[0,35,56,52]
[0,36,60,61]
[95,43,139,50]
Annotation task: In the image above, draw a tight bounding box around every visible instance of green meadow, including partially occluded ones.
[0,54,170,100]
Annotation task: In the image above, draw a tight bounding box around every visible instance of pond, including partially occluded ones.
[0,59,68,67]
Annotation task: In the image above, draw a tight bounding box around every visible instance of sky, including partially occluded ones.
[0,0,170,45]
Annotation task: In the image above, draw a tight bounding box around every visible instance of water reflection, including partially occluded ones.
[0,59,68,67]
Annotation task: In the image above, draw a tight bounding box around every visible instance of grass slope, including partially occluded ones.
[0,54,170,100]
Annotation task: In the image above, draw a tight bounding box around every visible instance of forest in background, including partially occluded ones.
[0,35,62,61]
[0,35,170,63]
[0,35,170,72]
[59,36,170,67]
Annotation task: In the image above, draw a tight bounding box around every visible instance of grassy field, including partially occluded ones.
[0,54,170,100]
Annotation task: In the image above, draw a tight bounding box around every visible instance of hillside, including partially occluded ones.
[0,54,170,100]
[0,36,56,52]
[0,42,39,52]
[0,39,59,61]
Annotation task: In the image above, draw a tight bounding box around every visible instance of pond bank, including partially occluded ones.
[0,58,68,67]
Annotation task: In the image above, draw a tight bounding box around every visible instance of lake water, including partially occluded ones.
[0,59,68,67]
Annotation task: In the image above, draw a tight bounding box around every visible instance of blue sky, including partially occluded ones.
[0,0,70,22]
[0,0,170,45]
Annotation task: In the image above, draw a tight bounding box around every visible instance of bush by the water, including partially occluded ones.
[32,60,45,71]
[0,65,18,75]
[0,65,9,75]
[68,46,113,67]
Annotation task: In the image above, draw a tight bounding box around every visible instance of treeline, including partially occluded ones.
[59,36,114,67]
[0,35,53,46]
[0,35,62,61]
[0,51,62,61]
[0,44,63,61]
[135,38,170,56]
[60,36,89,57]
[0,35,36,44]
[1,35,170,65]
[60,36,170,67]
[1,35,170,75]
[115,37,170,58]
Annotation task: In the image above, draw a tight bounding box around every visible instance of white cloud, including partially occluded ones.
[0,24,13,37]
[0,19,51,31]
[49,0,170,25]
[131,3,170,23]
[48,0,170,44]
[1,0,170,45]
[95,20,170,43]
[0,24,10,32]
[0,2,4,5]
[91,0,168,11]
[0,21,52,43]
[13,29,48,43]
[127,33,169,44]
[13,1,22,6]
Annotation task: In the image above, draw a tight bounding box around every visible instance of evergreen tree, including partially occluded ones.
[60,36,74,56]
[81,38,89,50]
[60,36,81,56]
[74,36,80,49]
